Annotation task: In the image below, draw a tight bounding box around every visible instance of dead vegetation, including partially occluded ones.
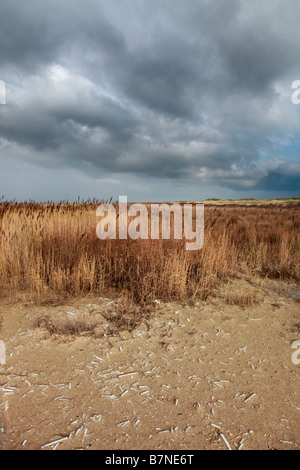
[34,314,100,339]
[33,291,154,339]
[223,292,261,308]
[100,291,153,332]
[0,200,299,310]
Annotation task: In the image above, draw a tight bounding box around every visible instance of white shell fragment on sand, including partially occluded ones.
[41,436,68,449]
[220,433,232,450]
[244,393,256,403]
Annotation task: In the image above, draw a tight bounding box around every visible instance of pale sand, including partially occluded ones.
[0,277,299,450]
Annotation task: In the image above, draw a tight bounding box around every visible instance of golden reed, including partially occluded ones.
[0,200,299,304]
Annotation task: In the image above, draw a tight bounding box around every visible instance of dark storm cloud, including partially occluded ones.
[253,163,300,192]
[1,0,300,198]
[0,0,126,72]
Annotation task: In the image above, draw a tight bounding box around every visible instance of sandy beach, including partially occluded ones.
[1,277,299,450]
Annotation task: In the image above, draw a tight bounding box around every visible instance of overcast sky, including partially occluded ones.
[0,0,300,202]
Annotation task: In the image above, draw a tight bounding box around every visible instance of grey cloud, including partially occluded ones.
[0,0,300,201]
[256,172,300,192]
[0,0,126,73]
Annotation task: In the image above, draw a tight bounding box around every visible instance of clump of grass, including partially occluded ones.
[224,292,261,308]
[101,291,153,332]
[34,314,100,338]
[34,292,154,339]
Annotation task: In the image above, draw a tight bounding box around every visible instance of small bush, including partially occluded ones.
[224,292,261,307]
[33,314,99,337]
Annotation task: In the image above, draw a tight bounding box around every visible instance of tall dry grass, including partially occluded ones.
[0,200,299,304]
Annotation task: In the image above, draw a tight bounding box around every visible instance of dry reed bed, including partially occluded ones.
[0,201,299,304]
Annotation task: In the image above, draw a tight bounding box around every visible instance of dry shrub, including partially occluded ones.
[34,294,153,338]
[224,292,261,308]
[34,314,100,338]
[101,291,153,332]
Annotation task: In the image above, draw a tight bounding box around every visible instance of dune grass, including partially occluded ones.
[0,200,299,305]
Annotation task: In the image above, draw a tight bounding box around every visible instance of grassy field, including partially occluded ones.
[0,198,299,306]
